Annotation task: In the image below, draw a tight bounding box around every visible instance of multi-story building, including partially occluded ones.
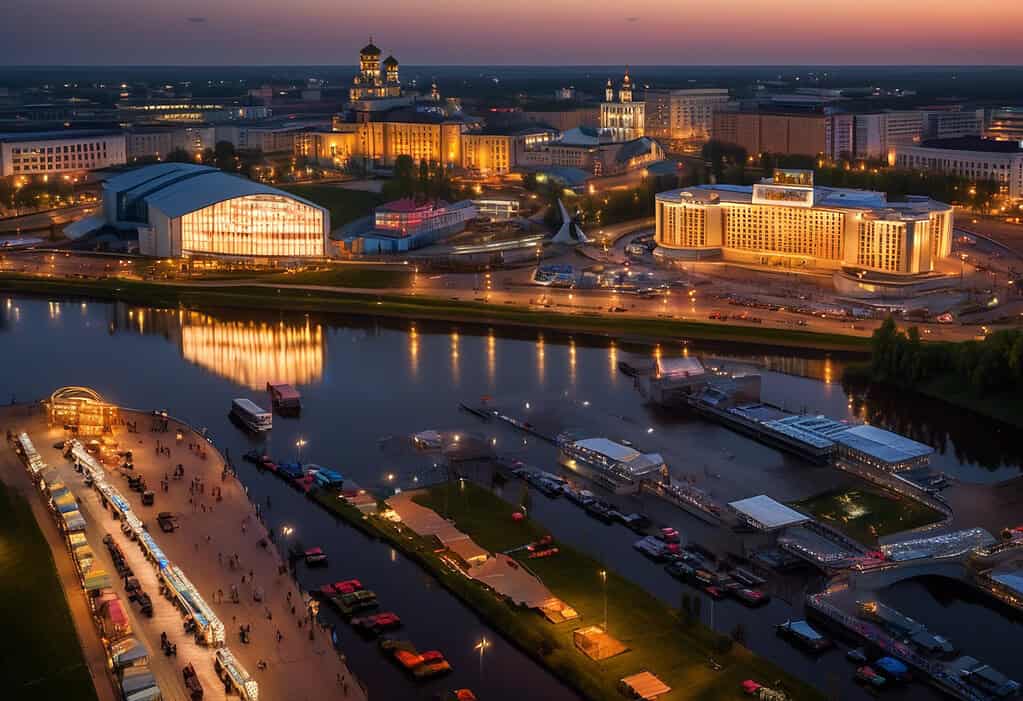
[986,107,1023,143]
[0,129,126,176]
[654,169,953,278]
[518,126,664,177]
[895,137,1023,201]
[345,198,477,253]
[826,108,981,163]
[712,111,826,157]
[126,125,216,162]
[460,126,558,176]
[644,88,729,149]
[600,71,645,142]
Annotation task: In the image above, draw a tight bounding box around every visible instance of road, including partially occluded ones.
[0,204,98,235]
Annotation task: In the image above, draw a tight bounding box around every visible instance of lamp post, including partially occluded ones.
[599,569,608,632]
[295,438,307,464]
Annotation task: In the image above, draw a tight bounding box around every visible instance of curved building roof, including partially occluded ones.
[383,55,399,67]
[103,163,214,195]
[144,171,324,219]
[360,41,381,56]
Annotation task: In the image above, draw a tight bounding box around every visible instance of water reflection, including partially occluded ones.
[408,323,419,380]
[487,329,496,387]
[178,311,324,389]
[608,341,618,384]
[537,333,545,385]
[450,330,460,385]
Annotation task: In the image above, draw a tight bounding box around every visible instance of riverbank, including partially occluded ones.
[844,362,1023,429]
[0,476,99,701]
[0,274,871,352]
[312,481,825,701]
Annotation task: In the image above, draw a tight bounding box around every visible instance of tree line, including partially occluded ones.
[869,317,1023,395]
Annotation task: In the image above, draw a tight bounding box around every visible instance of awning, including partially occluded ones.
[619,671,672,700]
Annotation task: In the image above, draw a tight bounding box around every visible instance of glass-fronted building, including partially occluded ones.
[99,163,328,259]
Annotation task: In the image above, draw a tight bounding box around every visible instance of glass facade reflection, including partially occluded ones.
[180,195,325,258]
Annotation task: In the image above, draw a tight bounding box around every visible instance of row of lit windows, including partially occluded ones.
[180,195,324,258]
[722,206,843,260]
[856,222,904,272]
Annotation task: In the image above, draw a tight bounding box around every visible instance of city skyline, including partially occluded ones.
[2,0,1022,66]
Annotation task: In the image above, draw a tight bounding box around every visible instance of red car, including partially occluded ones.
[704,585,725,600]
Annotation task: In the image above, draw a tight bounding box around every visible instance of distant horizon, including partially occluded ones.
[2,1,1021,66]
[2,63,1023,70]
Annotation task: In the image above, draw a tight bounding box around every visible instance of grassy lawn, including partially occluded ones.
[792,485,945,545]
[0,481,99,701]
[406,482,824,701]
[0,274,871,353]
[262,267,411,289]
[278,184,382,228]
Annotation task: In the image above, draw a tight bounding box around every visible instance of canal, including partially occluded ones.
[2,296,1021,700]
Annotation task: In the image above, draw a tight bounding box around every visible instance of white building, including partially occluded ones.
[600,70,645,142]
[0,129,126,177]
[826,108,982,163]
[644,88,729,147]
[96,163,328,258]
[895,137,1023,201]
[986,107,1023,143]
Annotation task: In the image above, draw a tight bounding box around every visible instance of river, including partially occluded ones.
[2,295,1020,700]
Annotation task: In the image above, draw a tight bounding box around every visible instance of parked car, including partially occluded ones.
[616,512,651,532]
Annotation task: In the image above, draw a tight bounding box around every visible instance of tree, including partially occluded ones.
[383,155,416,201]
[164,148,192,163]
[213,141,237,172]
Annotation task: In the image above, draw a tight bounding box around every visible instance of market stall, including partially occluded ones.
[162,565,225,646]
[215,648,258,700]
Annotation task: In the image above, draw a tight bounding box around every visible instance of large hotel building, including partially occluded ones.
[654,169,953,277]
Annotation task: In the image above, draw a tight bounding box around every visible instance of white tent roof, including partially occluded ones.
[146,171,324,219]
[729,495,809,531]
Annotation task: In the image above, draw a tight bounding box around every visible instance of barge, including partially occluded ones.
[267,383,302,415]
[556,434,666,494]
[230,398,272,433]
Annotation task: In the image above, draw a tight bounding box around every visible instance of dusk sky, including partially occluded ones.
[3,0,1022,65]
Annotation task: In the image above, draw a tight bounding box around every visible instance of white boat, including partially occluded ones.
[230,398,272,433]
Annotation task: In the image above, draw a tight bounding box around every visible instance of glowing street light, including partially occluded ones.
[295,437,307,463]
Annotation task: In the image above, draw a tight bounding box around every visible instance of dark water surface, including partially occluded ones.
[2,297,1020,700]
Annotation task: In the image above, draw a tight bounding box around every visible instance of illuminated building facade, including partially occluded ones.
[712,111,827,158]
[895,138,1023,202]
[349,40,403,102]
[460,126,558,176]
[644,88,730,149]
[655,169,953,277]
[986,107,1023,143]
[99,163,328,259]
[0,129,126,176]
[345,198,477,253]
[600,70,645,142]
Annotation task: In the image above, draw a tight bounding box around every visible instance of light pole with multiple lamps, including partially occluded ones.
[474,637,490,681]
[295,438,307,464]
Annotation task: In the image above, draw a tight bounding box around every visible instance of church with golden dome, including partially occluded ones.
[349,39,404,102]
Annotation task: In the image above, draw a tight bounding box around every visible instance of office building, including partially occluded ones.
[895,137,1023,201]
[826,108,981,163]
[644,88,729,148]
[712,111,826,157]
[654,169,953,277]
[94,163,328,258]
[126,125,216,162]
[986,107,1023,143]
[600,70,645,141]
[0,129,126,176]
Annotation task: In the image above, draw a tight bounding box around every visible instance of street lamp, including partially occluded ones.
[599,569,608,632]
[474,637,490,680]
[295,438,307,464]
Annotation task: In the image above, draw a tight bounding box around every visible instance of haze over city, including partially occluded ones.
[3,0,1023,64]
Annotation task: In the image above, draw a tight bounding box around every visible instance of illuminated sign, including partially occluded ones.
[752,184,815,208]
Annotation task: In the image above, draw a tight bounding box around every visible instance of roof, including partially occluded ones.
[378,198,449,213]
[383,55,399,66]
[920,137,1023,154]
[104,163,214,194]
[832,424,933,464]
[615,137,658,163]
[575,438,640,463]
[360,42,381,55]
[620,672,671,700]
[729,495,810,531]
[656,356,705,378]
[0,128,122,143]
[141,170,325,219]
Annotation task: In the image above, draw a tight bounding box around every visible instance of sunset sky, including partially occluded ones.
[3,0,1022,65]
